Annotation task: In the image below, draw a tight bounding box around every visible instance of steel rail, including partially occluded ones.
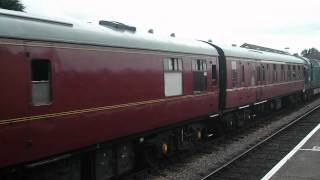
[200,103,320,180]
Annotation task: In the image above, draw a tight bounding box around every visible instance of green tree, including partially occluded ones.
[301,48,320,59]
[293,53,299,57]
[0,0,25,11]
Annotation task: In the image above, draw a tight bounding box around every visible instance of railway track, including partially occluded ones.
[200,102,320,180]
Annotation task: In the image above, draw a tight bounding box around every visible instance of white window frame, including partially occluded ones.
[163,58,183,97]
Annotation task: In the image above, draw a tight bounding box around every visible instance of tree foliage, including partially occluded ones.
[301,48,320,59]
[293,53,299,57]
[0,0,25,11]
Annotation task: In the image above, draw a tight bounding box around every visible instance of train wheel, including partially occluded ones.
[142,145,158,167]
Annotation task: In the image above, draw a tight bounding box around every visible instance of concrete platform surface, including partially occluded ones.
[262,123,320,180]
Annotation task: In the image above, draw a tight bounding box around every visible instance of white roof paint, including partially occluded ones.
[220,45,305,64]
[0,9,218,56]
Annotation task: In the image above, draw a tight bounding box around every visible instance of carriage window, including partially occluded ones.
[292,65,296,80]
[299,66,303,79]
[163,58,183,97]
[251,63,256,86]
[212,64,217,84]
[192,59,207,71]
[257,66,261,82]
[31,60,51,105]
[192,59,207,92]
[231,61,237,87]
[281,64,285,81]
[164,58,182,71]
[287,65,291,81]
[241,64,245,83]
[262,65,266,81]
[273,64,277,82]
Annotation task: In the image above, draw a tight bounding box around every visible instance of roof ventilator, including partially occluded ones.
[148,29,154,34]
[99,20,136,32]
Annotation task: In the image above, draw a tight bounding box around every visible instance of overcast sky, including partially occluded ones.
[21,0,320,54]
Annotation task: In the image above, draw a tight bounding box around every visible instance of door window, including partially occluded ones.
[192,59,208,92]
[31,59,52,105]
[163,58,183,97]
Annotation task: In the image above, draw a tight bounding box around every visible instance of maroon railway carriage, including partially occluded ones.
[0,9,220,175]
[222,47,305,109]
[216,45,305,126]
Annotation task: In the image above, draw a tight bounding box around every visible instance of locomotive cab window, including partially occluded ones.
[163,58,183,97]
[192,59,207,92]
[31,60,52,105]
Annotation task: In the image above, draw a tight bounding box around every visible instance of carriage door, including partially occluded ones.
[210,58,218,91]
[25,42,55,108]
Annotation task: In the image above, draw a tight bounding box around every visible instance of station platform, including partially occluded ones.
[262,123,320,180]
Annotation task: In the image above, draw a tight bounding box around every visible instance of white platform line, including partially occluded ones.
[299,148,320,152]
[261,123,320,180]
